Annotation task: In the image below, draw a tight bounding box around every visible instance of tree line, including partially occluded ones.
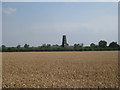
[1,40,120,52]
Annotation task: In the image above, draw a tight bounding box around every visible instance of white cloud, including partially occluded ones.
[3,7,16,15]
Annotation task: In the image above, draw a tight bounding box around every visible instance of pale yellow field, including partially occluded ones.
[2,51,119,88]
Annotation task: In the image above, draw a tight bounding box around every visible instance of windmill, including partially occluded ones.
[62,35,68,47]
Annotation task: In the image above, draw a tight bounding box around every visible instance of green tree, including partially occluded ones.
[109,42,119,48]
[90,43,98,48]
[53,44,59,47]
[74,44,79,48]
[46,44,51,47]
[24,44,29,48]
[90,43,96,47]
[2,45,6,48]
[74,43,83,48]
[79,43,84,47]
[41,44,46,47]
[98,40,107,48]
[17,45,21,48]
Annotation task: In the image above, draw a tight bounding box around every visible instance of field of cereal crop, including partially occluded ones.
[2,51,119,88]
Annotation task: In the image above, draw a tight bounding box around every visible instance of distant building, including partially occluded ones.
[62,35,68,47]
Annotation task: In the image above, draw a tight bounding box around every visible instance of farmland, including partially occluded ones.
[2,51,119,88]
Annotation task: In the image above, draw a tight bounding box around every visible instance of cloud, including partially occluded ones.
[3,7,16,15]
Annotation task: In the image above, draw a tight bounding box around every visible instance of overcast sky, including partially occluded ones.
[2,2,118,47]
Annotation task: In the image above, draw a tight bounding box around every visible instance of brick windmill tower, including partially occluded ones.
[62,35,68,47]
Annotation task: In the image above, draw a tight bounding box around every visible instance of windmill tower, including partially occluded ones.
[62,35,68,47]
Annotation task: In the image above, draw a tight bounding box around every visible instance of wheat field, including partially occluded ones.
[2,51,119,88]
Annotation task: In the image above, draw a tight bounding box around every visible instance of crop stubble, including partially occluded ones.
[2,51,119,88]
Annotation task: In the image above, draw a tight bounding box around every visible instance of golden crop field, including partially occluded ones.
[2,51,119,88]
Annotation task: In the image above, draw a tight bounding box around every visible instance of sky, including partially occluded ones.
[2,2,118,47]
